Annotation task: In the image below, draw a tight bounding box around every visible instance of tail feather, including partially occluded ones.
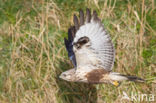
[109,72,144,82]
[121,75,145,82]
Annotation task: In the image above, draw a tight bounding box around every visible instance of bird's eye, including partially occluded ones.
[73,43,81,49]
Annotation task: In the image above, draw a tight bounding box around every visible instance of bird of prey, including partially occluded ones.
[59,8,144,86]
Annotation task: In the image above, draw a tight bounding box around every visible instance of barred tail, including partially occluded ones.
[109,72,144,82]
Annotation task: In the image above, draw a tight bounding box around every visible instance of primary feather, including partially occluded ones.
[64,26,77,67]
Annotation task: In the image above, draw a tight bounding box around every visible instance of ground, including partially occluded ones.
[0,0,155,103]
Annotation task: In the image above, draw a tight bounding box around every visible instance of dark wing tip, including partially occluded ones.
[73,14,79,31]
[64,38,69,48]
[79,9,84,26]
[92,10,100,22]
[86,8,90,13]
[68,27,73,41]
[86,8,91,23]
[68,26,76,40]
[71,26,76,38]
[93,10,98,17]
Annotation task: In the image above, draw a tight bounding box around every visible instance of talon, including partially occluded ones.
[112,81,120,86]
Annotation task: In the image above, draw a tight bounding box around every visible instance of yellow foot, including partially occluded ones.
[112,81,120,86]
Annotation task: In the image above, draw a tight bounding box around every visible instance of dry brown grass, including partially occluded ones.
[0,0,155,103]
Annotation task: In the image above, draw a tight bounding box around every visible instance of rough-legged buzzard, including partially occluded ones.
[59,9,144,86]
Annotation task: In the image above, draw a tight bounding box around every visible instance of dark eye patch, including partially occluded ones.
[73,36,90,49]
[63,74,66,77]
[77,36,89,45]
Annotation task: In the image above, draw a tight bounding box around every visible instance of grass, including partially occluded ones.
[0,0,155,103]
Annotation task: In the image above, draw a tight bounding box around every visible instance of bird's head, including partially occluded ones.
[73,36,91,51]
[59,68,76,81]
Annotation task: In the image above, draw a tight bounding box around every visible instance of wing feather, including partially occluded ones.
[79,9,84,26]
[86,8,91,23]
[64,26,77,67]
[73,14,79,31]
[73,9,115,71]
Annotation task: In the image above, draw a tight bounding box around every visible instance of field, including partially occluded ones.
[0,0,156,103]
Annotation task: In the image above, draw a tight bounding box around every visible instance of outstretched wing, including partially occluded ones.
[64,26,77,67]
[73,9,115,71]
